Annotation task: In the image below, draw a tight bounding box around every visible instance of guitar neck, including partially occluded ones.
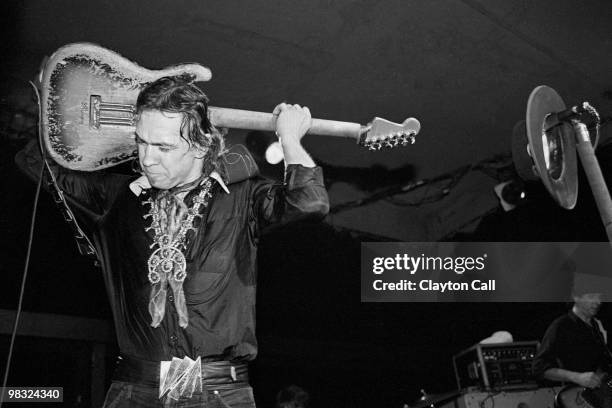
[208,107,364,141]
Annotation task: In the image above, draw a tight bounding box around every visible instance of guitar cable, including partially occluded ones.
[0,81,45,408]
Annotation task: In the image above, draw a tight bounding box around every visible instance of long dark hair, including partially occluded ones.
[136,76,226,180]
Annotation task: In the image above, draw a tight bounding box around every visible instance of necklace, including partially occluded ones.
[142,178,213,284]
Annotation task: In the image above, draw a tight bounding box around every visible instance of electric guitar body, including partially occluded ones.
[41,43,212,170]
[556,376,612,408]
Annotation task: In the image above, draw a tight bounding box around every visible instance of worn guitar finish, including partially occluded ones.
[41,43,212,170]
[41,43,420,171]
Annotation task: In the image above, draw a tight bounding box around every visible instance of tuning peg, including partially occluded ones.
[365,140,375,150]
[399,133,416,146]
[385,136,398,148]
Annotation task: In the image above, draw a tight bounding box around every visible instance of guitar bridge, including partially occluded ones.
[90,95,136,129]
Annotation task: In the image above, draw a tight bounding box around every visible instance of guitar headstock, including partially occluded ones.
[359,117,420,150]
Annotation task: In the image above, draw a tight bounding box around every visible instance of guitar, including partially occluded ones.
[556,373,612,408]
[40,42,421,171]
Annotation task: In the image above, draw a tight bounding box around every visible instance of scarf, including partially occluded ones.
[145,175,211,329]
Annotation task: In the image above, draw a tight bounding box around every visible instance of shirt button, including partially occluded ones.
[170,335,178,344]
[168,294,174,302]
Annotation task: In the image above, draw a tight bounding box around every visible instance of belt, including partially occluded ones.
[112,354,249,389]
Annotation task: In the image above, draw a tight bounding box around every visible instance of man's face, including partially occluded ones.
[135,110,204,190]
[574,293,603,318]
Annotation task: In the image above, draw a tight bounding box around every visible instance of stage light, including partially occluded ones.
[245,130,284,165]
[264,141,284,165]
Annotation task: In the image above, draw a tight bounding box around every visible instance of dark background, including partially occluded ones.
[2,1,612,407]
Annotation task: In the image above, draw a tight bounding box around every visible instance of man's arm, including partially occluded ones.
[249,103,329,232]
[273,103,316,168]
[15,139,130,224]
[543,368,602,388]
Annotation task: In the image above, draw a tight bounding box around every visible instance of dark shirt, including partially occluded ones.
[16,142,329,362]
[535,311,612,379]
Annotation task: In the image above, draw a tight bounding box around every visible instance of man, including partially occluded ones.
[535,292,612,390]
[17,76,329,407]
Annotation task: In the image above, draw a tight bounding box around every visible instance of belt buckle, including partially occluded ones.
[159,356,202,401]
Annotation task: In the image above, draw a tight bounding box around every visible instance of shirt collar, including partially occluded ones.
[568,309,595,327]
[129,171,229,196]
[568,309,581,323]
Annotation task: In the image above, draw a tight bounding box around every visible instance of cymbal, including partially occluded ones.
[525,85,578,209]
[408,390,460,408]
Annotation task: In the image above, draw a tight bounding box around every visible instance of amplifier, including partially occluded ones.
[453,341,539,391]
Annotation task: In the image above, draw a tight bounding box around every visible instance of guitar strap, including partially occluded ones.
[595,319,608,344]
[31,75,99,263]
[43,157,99,261]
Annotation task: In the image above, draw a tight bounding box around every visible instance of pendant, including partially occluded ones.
[147,234,187,283]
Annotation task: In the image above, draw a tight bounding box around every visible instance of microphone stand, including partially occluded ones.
[571,119,612,245]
